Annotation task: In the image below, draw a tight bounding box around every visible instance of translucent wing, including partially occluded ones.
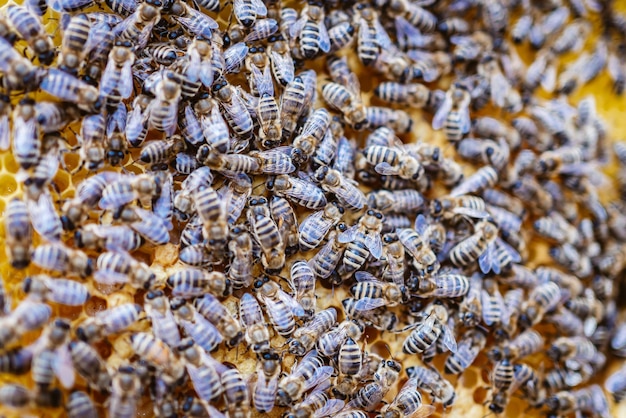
[28,192,62,242]
[496,238,521,263]
[303,365,334,393]
[354,271,379,282]
[478,244,497,275]
[118,59,134,99]
[251,0,267,15]
[541,63,557,92]
[251,65,274,96]
[176,16,215,39]
[53,345,75,389]
[608,54,622,81]
[289,15,307,38]
[410,405,437,418]
[277,289,306,318]
[298,209,324,233]
[94,269,129,285]
[314,399,345,418]
[374,162,399,176]
[490,72,509,108]
[0,115,9,151]
[440,324,457,353]
[354,297,386,311]
[453,207,490,219]
[224,42,249,74]
[432,95,453,130]
[318,20,331,53]
[364,232,383,259]
[337,225,359,243]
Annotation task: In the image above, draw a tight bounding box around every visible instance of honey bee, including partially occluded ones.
[354,4,390,66]
[108,365,142,418]
[407,366,456,407]
[221,367,251,418]
[23,273,89,308]
[266,175,327,210]
[314,165,366,211]
[363,144,424,182]
[338,209,384,275]
[299,202,345,251]
[239,292,270,354]
[194,294,243,348]
[347,358,401,411]
[68,340,111,392]
[277,349,334,405]
[227,226,254,288]
[247,196,285,272]
[322,79,367,130]
[255,277,305,337]
[448,220,498,269]
[251,350,280,413]
[456,137,510,172]
[31,319,74,390]
[212,80,253,140]
[170,297,222,352]
[146,72,181,136]
[309,225,348,279]
[289,260,317,316]
[40,69,101,112]
[285,385,345,418]
[380,376,435,418]
[350,271,407,310]
[99,173,157,211]
[143,290,181,349]
[545,385,610,418]
[76,303,143,343]
[280,74,313,140]
[289,107,331,164]
[32,242,92,278]
[605,364,626,403]
[289,2,330,58]
[0,37,42,91]
[0,384,32,409]
[518,281,562,329]
[374,81,432,108]
[139,136,186,165]
[27,191,63,243]
[397,226,439,277]
[5,198,32,269]
[402,302,457,355]
[270,195,299,256]
[267,34,295,86]
[66,390,98,418]
[94,250,156,289]
[6,4,55,65]
[432,83,471,143]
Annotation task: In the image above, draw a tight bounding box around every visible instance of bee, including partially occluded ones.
[277,349,334,405]
[309,225,348,279]
[280,75,310,140]
[31,319,74,389]
[131,332,185,383]
[194,294,244,348]
[40,69,101,112]
[299,202,345,251]
[518,281,562,329]
[99,173,157,210]
[232,0,266,28]
[362,145,424,182]
[114,0,161,49]
[239,293,271,353]
[374,81,432,108]
[58,13,92,74]
[488,328,544,363]
[285,385,345,418]
[314,165,366,211]
[0,300,51,349]
[430,195,488,221]
[76,303,142,343]
[108,366,141,418]
[0,346,32,375]
[403,302,457,355]
[289,107,331,164]
[456,137,510,171]
[66,391,98,418]
[143,290,181,349]
[289,308,337,356]
[221,367,251,418]
[380,376,435,418]
[228,227,254,289]
[266,175,327,210]
[406,366,456,407]
[545,385,610,417]
[444,329,487,375]
[12,98,39,170]
[348,358,401,411]
[0,37,42,91]
[322,79,367,130]
[247,196,285,272]
[22,274,89,307]
[608,47,626,95]
[418,272,470,299]
[398,225,439,277]
[255,277,305,337]
[5,198,32,269]
[267,34,294,86]
[432,83,471,143]
[94,249,155,291]
[5,4,54,65]
[74,224,142,252]
[270,195,299,255]
[338,209,384,275]
[350,271,407,312]
[254,73,281,149]
[147,72,181,136]
[100,41,135,109]
[27,191,63,242]
[289,260,317,316]
[32,242,92,279]
[68,341,111,392]
[552,19,591,55]
[0,384,33,409]
[212,80,253,140]
[354,4,389,66]
[170,297,223,352]
[535,146,584,177]
[139,136,186,166]
[605,364,626,403]
[289,2,330,59]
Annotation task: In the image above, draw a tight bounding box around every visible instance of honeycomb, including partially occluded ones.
[0,0,624,418]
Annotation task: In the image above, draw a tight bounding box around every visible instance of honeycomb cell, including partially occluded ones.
[84,296,108,317]
[0,175,17,197]
[2,153,19,173]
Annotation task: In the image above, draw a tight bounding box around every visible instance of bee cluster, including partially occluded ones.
[1,0,626,417]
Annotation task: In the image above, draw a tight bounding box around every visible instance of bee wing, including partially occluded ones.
[453,207,490,219]
[277,289,306,318]
[118,59,134,99]
[131,217,170,246]
[270,51,294,85]
[374,162,399,176]
[303,365,334,392]
[251,65,274,96]
[337,225,359,243]
[251,0,267,14]
[298,209,324,233]
[364,232,383,260]
[373,17,392,50]
[314,399,345,418]
[0,115,9,151]
[605,367,626,393]
[541,63,557,92]
[176,17,214,39]
[478,243,498,275]
[432,95,453,130]
[318,20,331,53]
[185,316,223,351]
[608,54,622,81]
[225,42,249,74]
[46,279,89,306]
[53,344,76,389]
[490,72,509,108]
[354,271,379,282]
[460,106,471,134]
[495,238,521,263]
[94,269,129,285]
[354,297,387,311]
[409,405,437,418]
[289,15,307,39]
[28,192,62,242]
[441,325,457,353]
[449,338,475,370]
